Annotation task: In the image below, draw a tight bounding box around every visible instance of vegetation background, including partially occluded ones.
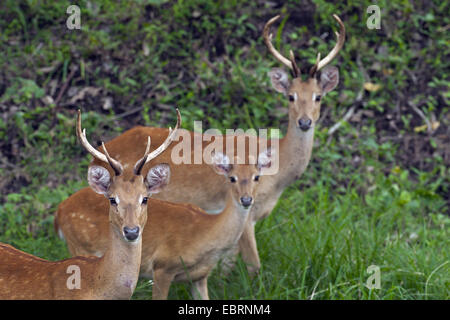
[0,0,448,299]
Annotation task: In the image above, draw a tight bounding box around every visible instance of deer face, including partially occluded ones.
[263,14,345,133]
[76,108,180,243]
[268,67,339,132]
[211,149,273,210]
[88,164,170,242]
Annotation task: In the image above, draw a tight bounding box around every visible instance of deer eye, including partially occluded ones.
[229,176,237,183]
[315,95,321,102]
[109,197,117,206]
[254,175,260,181]
[288,94,295,102]
[142,197,148,205]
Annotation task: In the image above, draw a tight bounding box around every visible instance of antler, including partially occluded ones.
[264,14,345,78]
[263,15,300,77]
[309,14,345,75]
[76,109,124,176]
[133,108,181,175]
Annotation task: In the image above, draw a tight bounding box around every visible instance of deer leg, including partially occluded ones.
[238,219,261,276]
[191,276,209,300]
[152,269,174,300]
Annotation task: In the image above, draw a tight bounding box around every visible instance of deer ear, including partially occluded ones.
[88,166,111,195]
[211,151,232,176]
[257,147,274,173]
[145,164,171,194]
[319,66,339,94]
[268,68,290,94]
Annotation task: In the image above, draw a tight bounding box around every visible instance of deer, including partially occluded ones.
[0,109,178,300]
[55,13,345,276]
[56,118,273,299]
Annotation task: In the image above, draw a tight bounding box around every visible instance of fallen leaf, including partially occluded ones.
[364,82,381,92]
[414,124,427,132]
[142,42,150,56]
[41,95,55,106]
[102,97,113,110]
[69,87,101,104]
[432,121,440,130]
[414,121,440,133]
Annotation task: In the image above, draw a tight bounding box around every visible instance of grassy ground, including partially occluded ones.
[0,0,448,299]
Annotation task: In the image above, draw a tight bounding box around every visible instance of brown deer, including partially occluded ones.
[57,140,273,299]
[55,14,345,275]
[0,110,178,299]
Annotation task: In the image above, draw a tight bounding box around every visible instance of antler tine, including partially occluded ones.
[312,14,346,74]
[263,15,295,72]
[146,108,181,162]
[101,142,123,176]
[309,52,321,76]
[133,108,182,175]
[76,109,123,176]
[133,136,151,176]
[289,50,301,77]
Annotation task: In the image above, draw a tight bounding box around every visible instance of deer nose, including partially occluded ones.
[240,196,253,208]
[123,226,140,241]
[298,118,312,131]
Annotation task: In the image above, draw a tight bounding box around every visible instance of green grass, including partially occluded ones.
[0,0,448,299]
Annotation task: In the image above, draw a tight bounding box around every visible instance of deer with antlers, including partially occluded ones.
[55,14,345,276]
[0,110,178,300]
[56,111,273,299]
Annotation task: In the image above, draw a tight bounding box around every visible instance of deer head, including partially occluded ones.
[211,149,273,210]
[264,14,345,132]
[76,109,181,242]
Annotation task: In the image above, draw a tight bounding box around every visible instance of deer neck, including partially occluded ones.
[278,121,315,187]
[95,222,142,300]
[213,190,249,244]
